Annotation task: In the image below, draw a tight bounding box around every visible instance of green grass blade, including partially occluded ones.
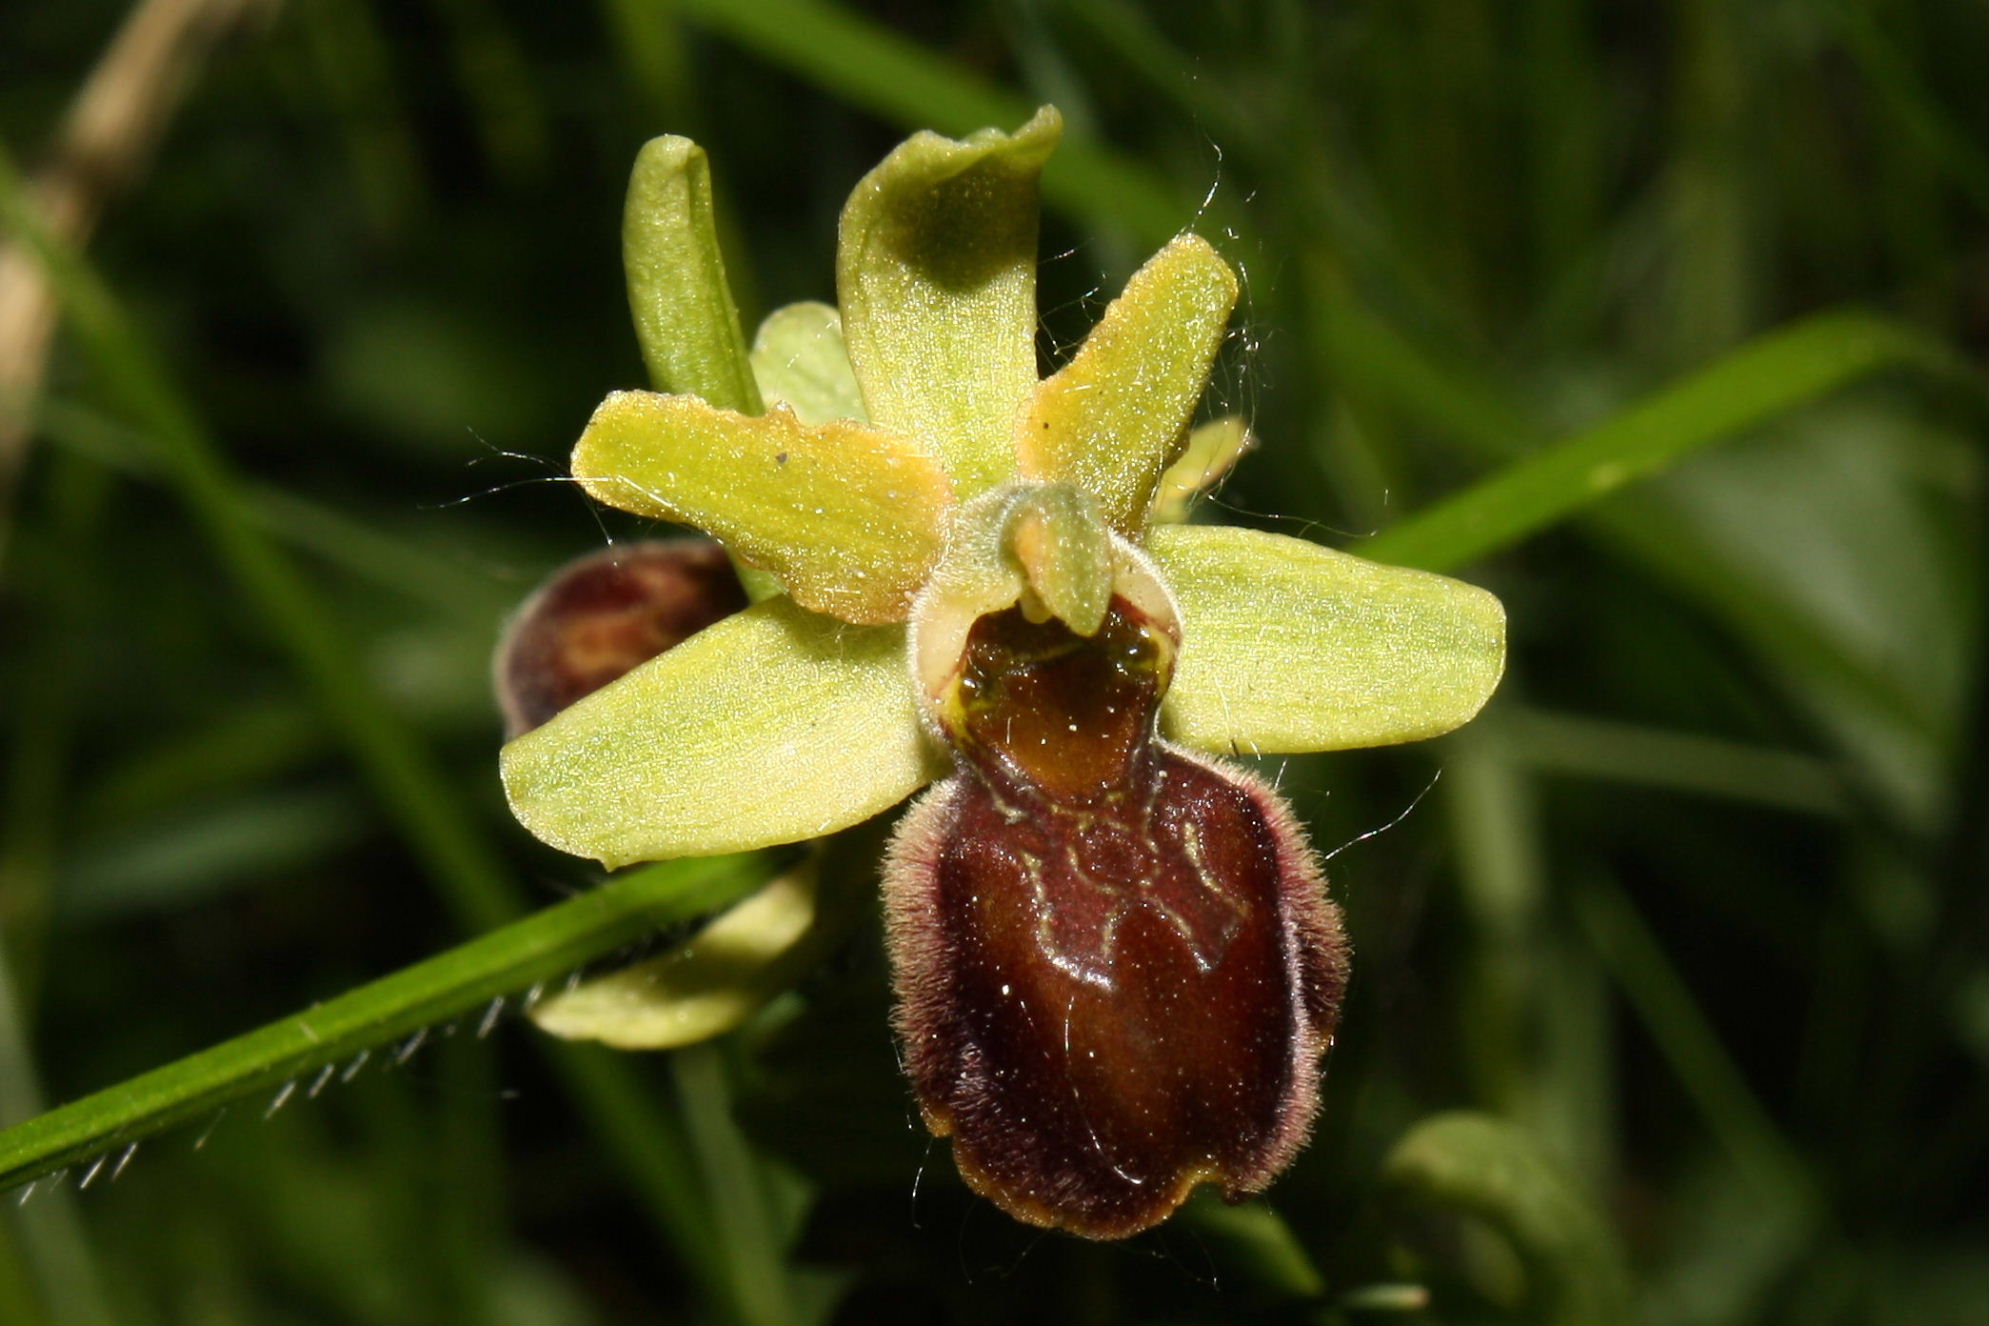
[0,944,116,1325]
[0,1220,38,1325]
[1362,311,1959,572]
[537,1041,728,1298]
[0,853,772,1194]
[23,396,508,621]
[1495,704,1850,816]
[1574,875,1819,1218]
[672,0,1181,243]
[1825,0,1989,212]
[0,142,515,933]
[673,1044,797,1326]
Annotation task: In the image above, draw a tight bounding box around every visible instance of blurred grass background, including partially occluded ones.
[0,0,1982,1322]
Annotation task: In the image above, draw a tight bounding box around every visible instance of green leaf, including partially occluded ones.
[749,301,868,425]
[622,136,763,413]
[1383,1111,1632,1326]
[1177,1193,1326,1300]
[1149,524,1505,754]
[1361,311,1958,572]
[532,863,829,1050]
[571,390,952,624]
[502,596,941,868]
[836,106,1061,498]
[1019,234,1238,535]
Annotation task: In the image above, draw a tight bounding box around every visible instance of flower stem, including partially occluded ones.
[0,852,776,1194]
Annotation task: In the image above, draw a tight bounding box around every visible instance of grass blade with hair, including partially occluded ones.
[0,853,777,1193]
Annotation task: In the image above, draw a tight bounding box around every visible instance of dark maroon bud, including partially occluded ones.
[495,539,748,737]
[884,597,1349,1239]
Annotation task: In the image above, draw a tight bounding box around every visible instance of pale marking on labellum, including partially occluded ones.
[1179,819,1253,958]
[1025,845,1118,991]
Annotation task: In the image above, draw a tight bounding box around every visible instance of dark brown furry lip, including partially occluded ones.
[884,597,1349,1239]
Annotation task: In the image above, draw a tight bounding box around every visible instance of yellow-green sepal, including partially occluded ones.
[1151,523,1506,754]
[501,597,944,868]
[1019,234,1238,535]
[749,301,868,425]
[572,391,951,624]
[836,107,1062,499]
[622,136,762,413]
[531,862,831,1050]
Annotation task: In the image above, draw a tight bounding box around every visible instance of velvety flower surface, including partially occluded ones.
[500,107,1506,1238]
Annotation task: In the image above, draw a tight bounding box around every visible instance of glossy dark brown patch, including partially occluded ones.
[885,599,1349,1239]
[496,539,747,736]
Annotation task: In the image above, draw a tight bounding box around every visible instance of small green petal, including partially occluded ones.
[1019,234,1238,535]
[1005,483,1114,637]
[1150,416,1252,524]
[837,107,1062,499]
[531,864,826,1050]
[749,302,868,425]
[622,136,762,413]
[573,390,952,624]
[502,597,941,869]
[1150,524,1506,754]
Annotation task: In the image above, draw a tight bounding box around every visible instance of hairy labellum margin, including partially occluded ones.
[885,596,1349,1239]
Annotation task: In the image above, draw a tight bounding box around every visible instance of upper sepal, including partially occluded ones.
[837,107,1062,499]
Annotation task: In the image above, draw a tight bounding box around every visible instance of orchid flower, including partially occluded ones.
[499,107,1505,1239]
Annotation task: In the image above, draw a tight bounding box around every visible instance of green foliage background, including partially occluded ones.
[1,1,1982,1322]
